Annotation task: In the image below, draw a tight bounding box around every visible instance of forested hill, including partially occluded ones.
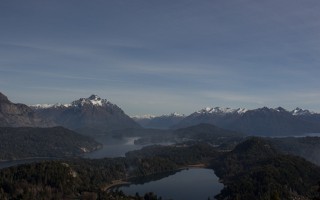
[0,138,320,199]
[0,127,101,160]
[212,137,320,200]
[0,143,218,199]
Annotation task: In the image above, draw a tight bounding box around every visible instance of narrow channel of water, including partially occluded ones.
[83,135,143,158]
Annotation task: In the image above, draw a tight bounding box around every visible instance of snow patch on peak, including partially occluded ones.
[30,103,71,109]
[71,95,109,107]
[165,112,185,117]
[197,107,248,115]
[237,108,248,114]
[131,114,156,119]
[31,95,111,109]
[275,107,286,112]
[30,104,55,109]
[291,107,312,115]
[88,94,102,101]
[132,112,185,119]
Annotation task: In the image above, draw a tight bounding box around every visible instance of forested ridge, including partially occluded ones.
[0,143,216,199]
[0,127,101,160]
[212,137,320,200]
[0,138,320,199]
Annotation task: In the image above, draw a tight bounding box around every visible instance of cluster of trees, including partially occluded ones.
[1,137,320,199]
[0,143,217,199]
[0,127,101,160]
[133,123,246,150]
[267,136,320,165]
[0,162,78,199]
[211,137,320,200]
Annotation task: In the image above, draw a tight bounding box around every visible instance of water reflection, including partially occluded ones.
[116,168,223,200]
[83,135,144,158]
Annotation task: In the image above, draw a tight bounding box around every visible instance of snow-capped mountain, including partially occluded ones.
[174,106,320,136]
[291,107,313,116]
[196,107,248,115]
[32,94,140,133]
[131,114,156,120]
[30,95,110,109]
[70,94,109,107]
[291,107,320,124]
[133,112,185,129]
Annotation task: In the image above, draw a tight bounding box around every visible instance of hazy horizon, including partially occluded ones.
[1,0,320,115]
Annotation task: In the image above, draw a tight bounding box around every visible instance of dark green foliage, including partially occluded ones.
[1,138,320,199]
[267,136,320,165]
[0,127,101,160]
[131,123,245,150]
[0,143,217,199]
[0,161,78,199]
[126,143,219,166]
[173,123,245,150]
[211,137,320,200]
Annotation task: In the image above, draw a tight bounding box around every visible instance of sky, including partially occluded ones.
[1,0,320,116]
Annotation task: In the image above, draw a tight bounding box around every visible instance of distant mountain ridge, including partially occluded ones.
[174,106,320,136]
[3,91,320,136]
[133,106,320,136]
[132,112,185,129]
[32,94,140,133]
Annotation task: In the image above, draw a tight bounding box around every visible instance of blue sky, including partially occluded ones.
[1,0,320,115]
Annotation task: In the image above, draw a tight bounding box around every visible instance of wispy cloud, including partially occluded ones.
[2,0,320,114]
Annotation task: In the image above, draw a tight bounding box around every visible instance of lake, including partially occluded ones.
[83,135,144,158]
[0,135,145,169]
[115,168,224,200]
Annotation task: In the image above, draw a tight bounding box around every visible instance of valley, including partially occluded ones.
[1,92,320,199]
[2,1,320,199]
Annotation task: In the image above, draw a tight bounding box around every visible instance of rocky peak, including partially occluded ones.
[71,94,109,107]
[0,92,9,103]
[0,92,55,127]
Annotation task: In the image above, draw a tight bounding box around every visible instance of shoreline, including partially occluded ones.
[104,163,210,191]
[0,157,63,163]
[103,180,131,191]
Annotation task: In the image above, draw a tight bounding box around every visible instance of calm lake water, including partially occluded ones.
[116,168,223,200]
[84,135,144,158]
[0,135,144,169]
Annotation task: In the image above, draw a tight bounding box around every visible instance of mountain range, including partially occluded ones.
[2,91,320,136]
[0,92,140,134]
[174,106,320,135]
[136,106,320,136]
[132,112,185,129]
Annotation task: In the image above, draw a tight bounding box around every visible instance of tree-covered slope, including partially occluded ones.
[0,127,101,160]
[211,137,320,200]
